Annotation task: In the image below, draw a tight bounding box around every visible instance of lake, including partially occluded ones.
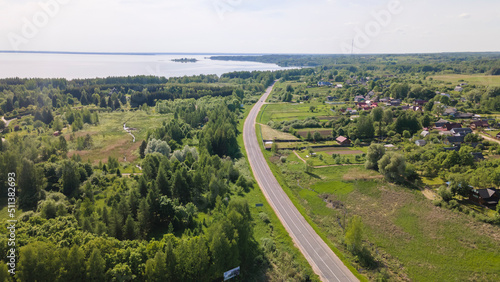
[0,53,290,79]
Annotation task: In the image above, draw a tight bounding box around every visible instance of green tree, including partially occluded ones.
[18,158,41,210]
[145,138,171,157]
[139,140,147,159]
[356,116,375,139]
[382,109,393,125]
[145,251,167,281]
[59,245,86,281]
[313,131,322,142]
[306,131,312,141]
[378,152,406,182]
[345,215,363,253]
[365,144,386,170]
[60,160,81,196]
[403,130,411,139]
[156,164,171,197]
[123,215,137,240]
[137,199,150,238]
[371,107,383,122]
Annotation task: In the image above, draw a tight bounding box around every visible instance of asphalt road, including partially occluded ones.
[243,83,358,282]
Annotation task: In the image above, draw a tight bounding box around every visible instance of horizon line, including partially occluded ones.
[1,50,500,56]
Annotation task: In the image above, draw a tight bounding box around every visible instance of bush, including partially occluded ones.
[280,156,287,163]
[438,186,453,202]
[259,212,271,224]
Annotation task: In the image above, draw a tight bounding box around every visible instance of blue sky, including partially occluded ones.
[0,0,499,53]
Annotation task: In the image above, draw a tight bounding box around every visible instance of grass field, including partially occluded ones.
[259,123,299,141]
[66,110,168,165]
[258,103,334,124]
[266,152,500,281]
[430,74,500,87]
[295,150,365,166]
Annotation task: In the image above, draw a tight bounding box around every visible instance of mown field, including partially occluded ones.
[430,74,500,87]
[258,103,334,124]
[263,148,500,281]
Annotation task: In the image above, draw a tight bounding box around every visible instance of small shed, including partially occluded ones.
[336,136,351,146]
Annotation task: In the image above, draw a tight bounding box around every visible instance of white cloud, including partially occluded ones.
[459,13,471,19]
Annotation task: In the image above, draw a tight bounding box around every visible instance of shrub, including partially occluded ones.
[259,212,271,224]
[280,156,287,163]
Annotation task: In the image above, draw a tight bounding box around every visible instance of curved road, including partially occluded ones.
[243,83,358,282]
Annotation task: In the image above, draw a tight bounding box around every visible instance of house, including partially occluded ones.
[421,130,430,137]
[366,90,376,98]
[415,140,427,146]
[469,188,499,209]
[401,105,411,111]
[455,86,464,92]
[496,132,500,139]
[443,107,458,116]
[336,136,351,145]
[454,113,474,119]
[354,95,365,103]
[450,127,472,136]
[390,99,402,106]
[53,131,61,137]
[326,96,334,101]
[439,93,451,98]
[470,120,489,129]
[444,122,462,131]
[435,118,449,128]
[335,84,343,88]
[439,131,452,136]
[318,81,332,87]
[379,97,390,103]
[444,135,465,145]
[414,100,428,106]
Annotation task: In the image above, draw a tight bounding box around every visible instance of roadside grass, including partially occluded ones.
[269,152,500,281]
[238,106,320,281]
[257,127,367,281]
[430,74,500,87]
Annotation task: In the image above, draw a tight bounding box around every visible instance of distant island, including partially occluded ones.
[171,58,198,63]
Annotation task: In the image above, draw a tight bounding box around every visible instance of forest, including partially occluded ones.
[0,69,319,281]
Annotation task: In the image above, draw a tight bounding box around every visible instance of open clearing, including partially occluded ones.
[267,152,500,281]
[258,103,334,124]
[430,74,500,87]
[66,110,167,165]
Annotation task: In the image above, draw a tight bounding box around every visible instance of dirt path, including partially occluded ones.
[421,188,437,200]
[1,116,16,127]
[478,132,500,145]
[293,150,307,163]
